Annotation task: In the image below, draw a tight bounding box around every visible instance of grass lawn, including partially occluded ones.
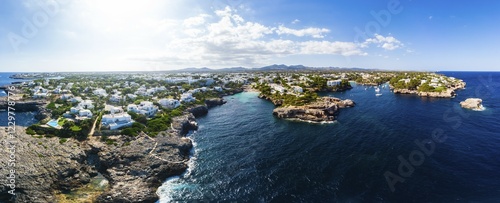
[58,118,65,126]
[70,125,82,131]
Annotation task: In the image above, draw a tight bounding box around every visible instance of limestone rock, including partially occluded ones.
[272,97,355,123]
[460,98,484,110]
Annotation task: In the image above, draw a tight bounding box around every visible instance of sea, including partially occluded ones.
[156,72,500,202]
[1,72,499,202]
[0,72,39,126]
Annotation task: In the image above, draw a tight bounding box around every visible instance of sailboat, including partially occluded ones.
[375,87,382,96]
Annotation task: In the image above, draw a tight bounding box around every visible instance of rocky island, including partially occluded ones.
[460,98,485,111]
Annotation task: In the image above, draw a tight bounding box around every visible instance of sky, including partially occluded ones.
[0,0,499,72]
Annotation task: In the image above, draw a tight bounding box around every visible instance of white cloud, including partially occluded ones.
[183,14,210,27]
[132,6,371,67]
[292,19,300,24]
[300,41,366,56]
[276,26,330,38]
[363,34,403,50]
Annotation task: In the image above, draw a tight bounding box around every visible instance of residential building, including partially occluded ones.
[180,93,196,103]
[101,113,134,130]
[127,101,158,117]
[158,98,180,109]
[327,80,342,86]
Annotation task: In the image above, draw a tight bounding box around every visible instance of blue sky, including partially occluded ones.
[0,0,499,72]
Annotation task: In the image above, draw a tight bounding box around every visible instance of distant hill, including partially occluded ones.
[170,64,378,72]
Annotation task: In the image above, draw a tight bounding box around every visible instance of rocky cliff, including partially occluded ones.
[272,97,355,123]
[205,98,226,108]
[0,113,198,203]
[187,105,209,117]
[0,99,46,112]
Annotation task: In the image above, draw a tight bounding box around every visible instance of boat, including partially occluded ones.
[376,93,382,96]
[375,87,380,93]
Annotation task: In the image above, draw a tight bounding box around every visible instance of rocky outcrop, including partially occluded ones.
[34,106,51,121]
[169,113,199,135]
[393,88,457,98]
[94,133,191,203]
[221,88,243,96]
[205,98,226,108]
[0,113,196,203]
[418,89,457,98]
[0,127,94,203]
[460,98,484,110]
[187,105,209,117]
[0,100,46,112]
[272,97,355,123]
[258,94,283,106]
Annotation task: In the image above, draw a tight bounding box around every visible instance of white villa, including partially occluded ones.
[292,86,303,93]
[33,92,50,99]
[158,98,180,109]
[127,94,137,100]
[60,94,73,100]
[327,80,342,86]
[101,113,134,130]
[109,94,124,103]
[180,93,196,103]
[93,88,108,97]
[214,86,223,92]
[270,84,285,93]
[105,105,123,114]
[79,109,93,117]
[127,101,158,117]
[69,100,94,119]
[69,96,83,103]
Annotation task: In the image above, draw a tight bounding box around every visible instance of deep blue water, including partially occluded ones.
[0,72,59,126]
[158,72,500,202]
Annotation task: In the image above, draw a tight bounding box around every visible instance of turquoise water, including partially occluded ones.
[158,72,500,202]
[47,119,60,128]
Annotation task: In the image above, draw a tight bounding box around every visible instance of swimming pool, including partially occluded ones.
[47,119,60,128]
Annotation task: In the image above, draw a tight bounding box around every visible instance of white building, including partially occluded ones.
[105,105,123,114]
[78,109,93,117]
[327,80,342,87]
[109,94,124,103]
[93,88,108,97]
[101,113,134,130]
[158,98,180,109]
[70,96,83,103]
[127,94,137,100]
[180,93,196,103]
[60,94,73,100]
[33,92,50,99]
[270,84,285,93]
[78,100,94,109]
[292,86,303,93]
[214,87,223,92]
[127,101,158,117]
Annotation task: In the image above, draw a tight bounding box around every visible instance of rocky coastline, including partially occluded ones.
[272,97,355,123]
[0,100,227,203]
[391,80,466,98]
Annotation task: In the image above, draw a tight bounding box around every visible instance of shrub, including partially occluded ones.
[26,128,36,135]
[59,138,68,144]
